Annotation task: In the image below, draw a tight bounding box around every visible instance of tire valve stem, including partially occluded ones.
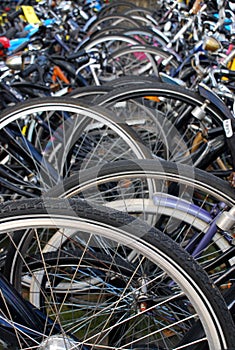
[137,276,148,313]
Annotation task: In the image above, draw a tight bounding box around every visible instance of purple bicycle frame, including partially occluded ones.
[153,193,221,258]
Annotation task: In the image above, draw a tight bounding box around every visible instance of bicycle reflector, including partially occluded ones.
[0,36,10,57]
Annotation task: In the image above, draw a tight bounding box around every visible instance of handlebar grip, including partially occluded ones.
[66,49,87,61]
[3,27,18,39]
[20,64,39,78]
[7,8,23,23]
[215,68,235,78]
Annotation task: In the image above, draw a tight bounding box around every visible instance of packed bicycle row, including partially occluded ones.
[0,0,234,349]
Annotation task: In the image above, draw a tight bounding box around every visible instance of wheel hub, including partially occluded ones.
[39,335,80,349]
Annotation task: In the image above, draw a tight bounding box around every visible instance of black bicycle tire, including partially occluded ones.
[96,82,226,122]
[95,81,230,170]
[0,97,152,199]
[0,197,235,349]
[48,158,235,206]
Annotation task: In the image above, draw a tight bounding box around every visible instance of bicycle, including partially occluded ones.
[95,80,235,183]
[44,158,235,285]
[0,197,234,349]
[0,96,154,202]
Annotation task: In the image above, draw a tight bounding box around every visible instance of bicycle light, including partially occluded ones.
[216,207,235,232]
[203,36,221,52]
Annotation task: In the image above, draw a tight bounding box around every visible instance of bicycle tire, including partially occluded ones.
[85,26,170,49]
[0,97,152,200]
[1,197,235,349]
[96,81,230,170]
[69,76,160,103]
[43,158,235,278]
[98,44,178,82]
[69,76,160,100]
[120,26,170,46]
[78,34,141,52]
[97,1,139,17]
[85,14,141,33]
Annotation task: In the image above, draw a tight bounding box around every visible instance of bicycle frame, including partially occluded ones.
[159,73,235,177]
[153,193,234,257]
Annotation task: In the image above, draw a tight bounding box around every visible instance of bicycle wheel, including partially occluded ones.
[78,34,141,53]
[1,197,235,349]
[94,45,178,83]
[43,158,235,281]
[0,97,152,201]
[85,14,141,33]
[68,85,111,102]
[123,7,159,21]
[88,13,158,32]
[119,27,170,47]
[97,1,139,17]
[68,76,160,99]
[68,76,160,104]
[89,26,170,48]
[96,82,230,171]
